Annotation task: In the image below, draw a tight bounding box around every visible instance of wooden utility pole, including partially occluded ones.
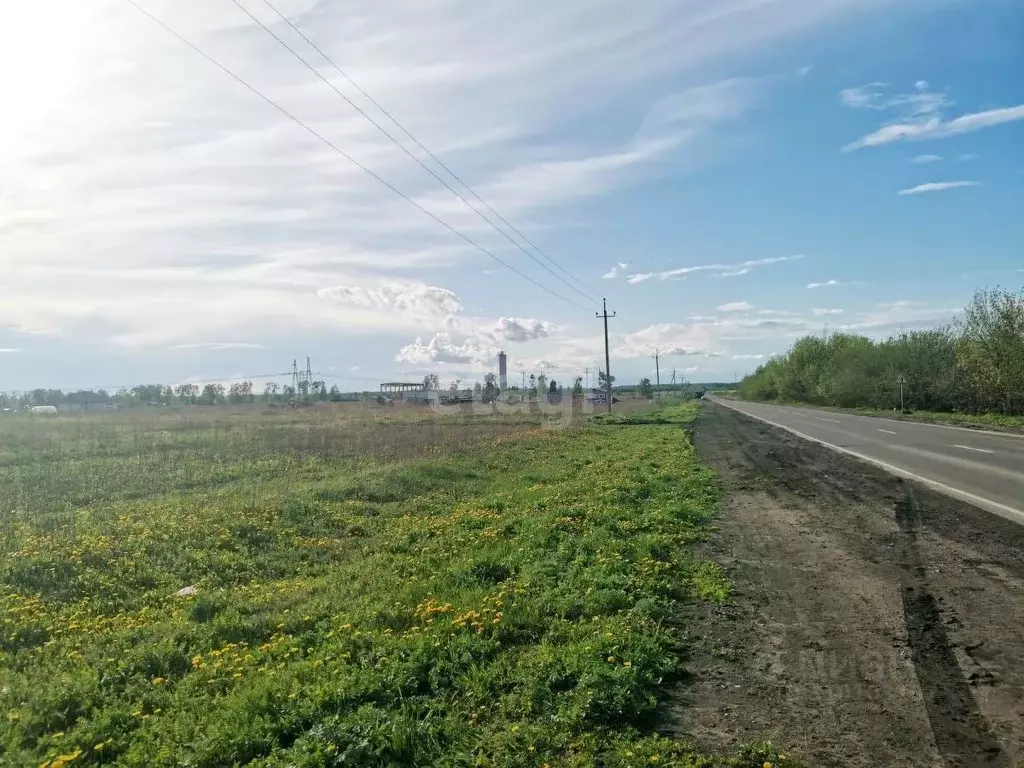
[596,298,616,412]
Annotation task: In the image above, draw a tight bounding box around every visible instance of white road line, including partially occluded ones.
[878,429,898,435]
[953,444,995,454]
[710,399,1024,527]
[816,417,841,424]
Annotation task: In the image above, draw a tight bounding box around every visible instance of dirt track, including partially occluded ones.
[674,403,1024,767]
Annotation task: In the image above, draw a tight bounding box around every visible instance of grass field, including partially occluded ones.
[1,403,793,767]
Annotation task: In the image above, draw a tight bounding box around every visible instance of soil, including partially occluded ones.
[671,402,1024,767]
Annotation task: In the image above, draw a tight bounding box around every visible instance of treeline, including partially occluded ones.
[740,287,1024,415]
[0,380,350,409]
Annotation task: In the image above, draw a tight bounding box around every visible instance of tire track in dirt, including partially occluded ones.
[672,403,1023,767]
[894,491,1008,766]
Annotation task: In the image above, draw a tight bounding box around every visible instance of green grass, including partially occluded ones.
[1,404,797,767]
[841,406,1024,431]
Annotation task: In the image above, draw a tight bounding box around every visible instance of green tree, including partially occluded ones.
[200,383,225,405]
[423,374,440,391]
[638,377,653,399]
[175,384,199,405]
[572,376,583,396]
[482,373,499,403]
[957,287,1024,414]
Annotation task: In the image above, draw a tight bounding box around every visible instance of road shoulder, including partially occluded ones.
[670,402,1023,766]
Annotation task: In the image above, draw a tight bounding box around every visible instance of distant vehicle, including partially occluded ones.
[30,405,58,415]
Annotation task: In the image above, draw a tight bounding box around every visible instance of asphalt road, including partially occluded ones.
[708,397,1024,525]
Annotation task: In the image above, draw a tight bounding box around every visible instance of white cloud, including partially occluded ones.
[840,82,887,109]
[956,153,977,161]
[718,301,754,312]
[898,181,980,196]
[0,348,21,353]
[170,342,264,350]
[911,154,941,163]
[732,353,765,360]
[395,333,493,365]
[812,308,844,316]
[316,281,463,317]
[490,317,555,343]
[840,81,950,117]
[836,300,961,332]
[601,262,630,279]
[0,0,890,387]
[806,279,841,289]
[627,254,804,284]
[798,65,813,77]
[844,104,1024,152]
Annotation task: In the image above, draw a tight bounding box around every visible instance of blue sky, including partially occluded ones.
[1,0,1022,392]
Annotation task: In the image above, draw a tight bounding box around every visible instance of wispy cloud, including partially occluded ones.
[911,154,941,163]
[797,65,814,77]
[626,255,804,284]
[807,279,841,289]
[718,301,754,312]
[0,348,21,353]
[841,80,949,117]
[733,353,765,360]
[601,262,630,279]
[812,308,844,316]
[840,82,887,109]
[844,104,1024,152]
[898,181,980,196]
[170,342,264,350]
[956,153,977,162]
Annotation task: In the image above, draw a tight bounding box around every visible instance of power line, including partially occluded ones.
[254,0,599,303]
[124,0,589,311]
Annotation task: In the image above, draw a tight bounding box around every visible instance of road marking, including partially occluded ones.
[816,417,841,423]
[710,399,1024,527]
[953,444,994,454]
[878,429,898,435]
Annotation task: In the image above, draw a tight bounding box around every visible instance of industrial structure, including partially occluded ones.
[498,351,508,390]
[379,382,425,399]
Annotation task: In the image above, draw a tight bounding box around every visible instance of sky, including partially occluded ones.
[1,0,1022,393]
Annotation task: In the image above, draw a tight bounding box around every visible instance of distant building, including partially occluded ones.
[30,405,58,415]
[379,382,429,403]
[585,388,619,405]
[498,351,508,390]
[60,391,113,412]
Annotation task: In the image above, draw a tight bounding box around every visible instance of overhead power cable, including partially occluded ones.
[232,0,599,305]
[124,0,590,311]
